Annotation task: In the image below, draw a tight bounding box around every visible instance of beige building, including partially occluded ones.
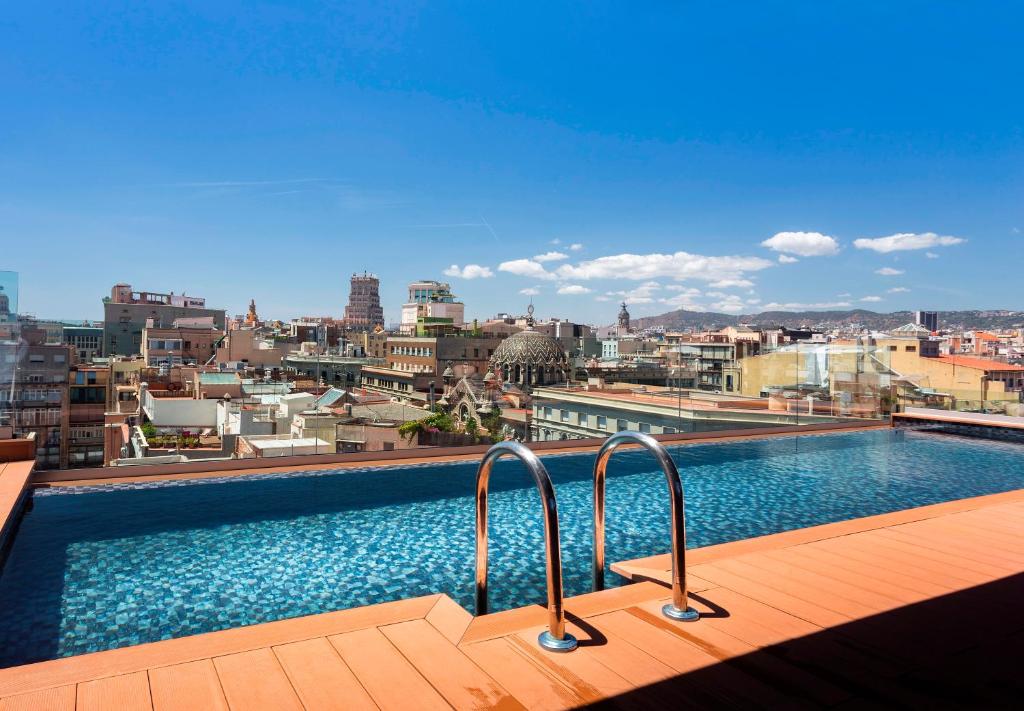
[215,329,286,368]
[142,321,224,366]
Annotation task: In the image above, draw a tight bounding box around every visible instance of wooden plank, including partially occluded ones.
[755,548,924,606]
[794,541,958,597]
[560,619,678,689]
[0,594,439,698]
[0,685,75,711]
[704,557,869,618]
[690,562,851,628]
[212,648,303,711]
[460,605,548,645]
[672,588,910,697]
[829,533,991,588]
[381,619,521,709]
[507,629,634,701]
[273,637,376,711]
[425,596,473,646]
[731,552,906,613]
[460,638,582,711]
[77,671,152,711]
[564,581,670,618]
[864,529,1015,578]
[613,488,1024,576]
[329,627,449,711]
[887,522,1024,566]
[599,606,838,708]
[149,660,227,711]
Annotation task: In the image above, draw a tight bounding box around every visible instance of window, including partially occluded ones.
[560,409,569,422]
[543,406,552,418]
[905,346,916,352]
[596,416,607,430]
[616,419,627,431]
[664,426,676,434]
[639,422,651,434]
[888,345,898,352]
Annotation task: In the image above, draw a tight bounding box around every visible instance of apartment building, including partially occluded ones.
[0,325,72,469]
[103,283,226,356]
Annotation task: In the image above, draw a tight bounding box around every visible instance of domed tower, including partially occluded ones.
[488,304,569,389]
[618,301,631,334]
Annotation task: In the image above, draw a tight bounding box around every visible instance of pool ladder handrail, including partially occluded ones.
[475,441,578,652]
[593,431,700,622]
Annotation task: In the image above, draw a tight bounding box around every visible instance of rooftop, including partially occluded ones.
[936,355,1024,372]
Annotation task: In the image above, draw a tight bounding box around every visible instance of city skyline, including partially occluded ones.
[2,2,1022,322]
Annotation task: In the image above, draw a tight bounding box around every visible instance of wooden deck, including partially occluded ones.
[1,489,1022,709]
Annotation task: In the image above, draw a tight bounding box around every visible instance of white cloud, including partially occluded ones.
[605,281,661,304]
[569,243,583,251]
[875,267,905,276]
[761,231,840,257]
[498,259,557,280]
[557,284,592,295]
[708,294,747,313]
[925,252,939,259]
[553,251,773,284]
[762,301,853,311]
[860,296,883,302]
[443,264,494,279]
[594,295,612,302]
[657,287,703,309]
[853,232,965,253]
[746,298,762,305]
[837,292,852,297]
[533,251,569,263]
[550,238,561,245]
[777,255,799,264]
[709,278,755,289]
[518,287,541,296]
[888,287,910,293]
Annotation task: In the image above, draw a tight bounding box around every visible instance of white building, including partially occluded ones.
[399,280,465,334]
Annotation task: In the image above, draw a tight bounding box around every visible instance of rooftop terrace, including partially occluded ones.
[0,421,1021,708]
[0,487,1020,709]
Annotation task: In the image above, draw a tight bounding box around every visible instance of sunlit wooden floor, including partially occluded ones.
[1,489,1022,710]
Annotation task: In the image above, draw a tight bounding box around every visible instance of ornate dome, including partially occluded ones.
[489,304,568,388]
[491,328,568,369]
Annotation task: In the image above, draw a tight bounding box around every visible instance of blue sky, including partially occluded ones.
[1,1,1021,325]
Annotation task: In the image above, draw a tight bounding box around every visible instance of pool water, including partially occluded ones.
[1,429,1023,667]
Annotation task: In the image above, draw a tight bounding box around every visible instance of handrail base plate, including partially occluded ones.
[538,631,579,653]
[662,604,700,622]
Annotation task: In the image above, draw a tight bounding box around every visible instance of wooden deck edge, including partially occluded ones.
[0,593,443,698]
[0,461,34,549]
[894,411,1024,430]
[36,421,888,488]
[459,582,673,646]
[612,487,1024,583]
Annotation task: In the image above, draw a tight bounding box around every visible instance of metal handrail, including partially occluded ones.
[593,431,699,622]
[475,441,578,652]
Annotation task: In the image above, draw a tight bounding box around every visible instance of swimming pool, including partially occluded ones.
[1,428,1023,667]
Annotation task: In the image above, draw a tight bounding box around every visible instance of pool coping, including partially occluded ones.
[32,420,891,489]
[0,462,34,560]
[0,485,1021,701]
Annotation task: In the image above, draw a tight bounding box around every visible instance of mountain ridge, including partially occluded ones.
[624,308,1024,332]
